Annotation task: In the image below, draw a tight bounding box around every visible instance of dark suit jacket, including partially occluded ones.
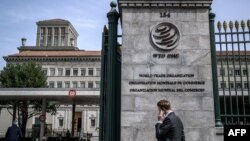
[5,124,22,141]
[155,112,185,141]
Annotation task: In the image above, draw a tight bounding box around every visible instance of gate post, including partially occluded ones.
[106,1,120,141]
[71,104,76,136]
[209,11,223,127]
[39,98,46,140]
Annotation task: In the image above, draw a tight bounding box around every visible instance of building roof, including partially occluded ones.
[37,19,70,25]
[18,46,81,51]
[6,50,101,57]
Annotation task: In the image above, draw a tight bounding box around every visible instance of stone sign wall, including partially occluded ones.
[119,0,222,141]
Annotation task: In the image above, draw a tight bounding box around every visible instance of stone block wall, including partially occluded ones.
[120,1,223,140]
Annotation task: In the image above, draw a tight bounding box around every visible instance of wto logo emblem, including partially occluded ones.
[150,22,180,51]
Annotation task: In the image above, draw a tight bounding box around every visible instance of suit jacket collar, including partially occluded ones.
[165,111,174,118]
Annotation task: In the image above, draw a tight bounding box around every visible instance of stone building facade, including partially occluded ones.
[0,19,101,138]
[217,51,250,124]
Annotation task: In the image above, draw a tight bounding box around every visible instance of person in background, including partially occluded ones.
[5,120,23,141]
[155,99,185,141]
[66,130,71,141]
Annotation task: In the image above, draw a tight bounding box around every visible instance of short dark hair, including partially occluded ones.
[157,99,171,110]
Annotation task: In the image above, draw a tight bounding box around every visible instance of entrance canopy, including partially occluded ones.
[0,88,99,105]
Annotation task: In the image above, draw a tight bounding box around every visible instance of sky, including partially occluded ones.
[0,0,249,70]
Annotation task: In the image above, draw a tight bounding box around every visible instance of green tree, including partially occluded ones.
[0,62,57,136]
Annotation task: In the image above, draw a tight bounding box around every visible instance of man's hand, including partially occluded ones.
[158,110,164,121]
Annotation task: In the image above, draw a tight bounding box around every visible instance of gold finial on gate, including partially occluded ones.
[235,20,239,31]
[247,19,250,29]
[217,21,222,31]
[229,21,233,31]
[223,21,227,31]
[241,20,245,30]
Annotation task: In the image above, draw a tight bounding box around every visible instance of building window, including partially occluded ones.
[65,69,71,76]
[236,82,242,89]
[88,68,94,76]
[88,82,93,88]
[235,69,241,76]
[230,82,234,89]
[65,81,70,88]
[244,82,249,89]
[54,36,58,46]
[47,36,52,46]
[219,68,225,76]
[40,27,45,46]
[58,68,63,76]
[54,27,59,46]
[96,68,101,76]
[49,81,54,88]
[229,68,233,76]
[35,117,40,125]
[80,81,85,88]
[243,69,248,76]
[91,119,95,127]
[50,68,55,76]
[42,68,48,76]
[220,82,226,88]
[96,81,100,88]
[59,119,63,127]
[73,81,78,88]
[58,117,63,127]
[61,27,65,35]
[61,27,65,46]
[73,69,78,76]
[54,27,59,36]
[81,68,86,76]
[57,81,62,88]
[47,27,52,46]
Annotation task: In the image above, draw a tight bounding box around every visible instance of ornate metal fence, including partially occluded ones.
[215,19,250,125]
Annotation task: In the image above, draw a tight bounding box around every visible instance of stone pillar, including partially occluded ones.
[71,68,73,76]
[78,68,81,77]
[67,110,71,130]
[65,27,69,46]
[44,27,48,46]
[118,0,222,141]
[81,111,85,134]
[36,26,40,46]
[84,109,88,133]
[59,27,61,46]
[52,27,55,46]
[96,108,99,128]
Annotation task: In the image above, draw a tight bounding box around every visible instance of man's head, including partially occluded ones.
[157,99,171,111]
[12,119,18,126]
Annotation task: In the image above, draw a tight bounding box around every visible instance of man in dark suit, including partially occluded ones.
[155,100,185,141]
[5,120,22,141]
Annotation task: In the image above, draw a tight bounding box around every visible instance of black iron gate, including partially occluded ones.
[213,18,250,125]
